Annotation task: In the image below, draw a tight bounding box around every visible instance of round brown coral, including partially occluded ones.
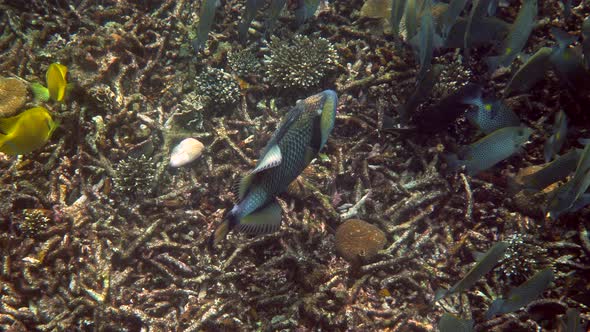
[335,219,386,264]
[0,77,28,118]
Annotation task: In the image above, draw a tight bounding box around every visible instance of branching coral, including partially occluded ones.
[264,34,338,90]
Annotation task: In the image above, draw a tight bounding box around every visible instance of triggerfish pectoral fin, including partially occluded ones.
[236,199,282,235]
[252,144,282,174]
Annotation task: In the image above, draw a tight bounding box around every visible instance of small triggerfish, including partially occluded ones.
[547,143,590,219]
[264,0,287,35]
[438,313,474,332]
[192,0,219,52]
[559,308,586,332]
[440,0,467,40]
[295,0,321,26]
[435,241,509,301]
[238,0,265,44]
[485,0,537,72]
[519,148,582,191]
[549,28,590,91]
[543,110,567,163]
[464,0,494,58]
[486,268,554,319]
[412,83,482,132]
[31,62,70,103]
[583,17,590,69]
[463,91,520,134]
[0,106,58,156]
[209,90,337,248]
[446,126,533,175]
[410,0,443,83]
[504,47,553,97]
[389,0,407,39]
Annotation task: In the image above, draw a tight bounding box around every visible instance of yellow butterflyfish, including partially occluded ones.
[31,63,69,102]
[0,106,58,155]
[46,63,68,102]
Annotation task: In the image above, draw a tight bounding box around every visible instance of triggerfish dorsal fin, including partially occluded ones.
[236,199,282,234]
[252,144,282,174]
[238,172,255,200]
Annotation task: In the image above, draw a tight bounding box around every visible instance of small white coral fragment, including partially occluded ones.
[169,138,205,168]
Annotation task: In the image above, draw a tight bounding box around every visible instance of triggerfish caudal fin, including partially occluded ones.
[208,199,282,250]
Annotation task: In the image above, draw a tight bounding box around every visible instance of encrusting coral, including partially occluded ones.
[335,219,387,265]
[0,76,28,117]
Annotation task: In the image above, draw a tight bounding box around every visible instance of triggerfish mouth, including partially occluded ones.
[209,90,338,248]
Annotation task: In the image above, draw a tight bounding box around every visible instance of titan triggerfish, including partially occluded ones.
[209,90,338,248]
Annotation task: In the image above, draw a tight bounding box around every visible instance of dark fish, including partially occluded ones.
[435,241,509,301]
[390,0,407,39]
[413,83,482,132]
[463,93,520,134]
[547,144,590,219]
[192,0,219,52]
[446,126,532,175]
[411,0,443,83]
[504,47,553,97]
[560,0,572,19]
[440,0,467,40]
[295,0,321,26]
[583,17,590,69]
[438,313,474,332]
[485,0,537,72]
[398,64,443,124]
[543,110,567,162]
[549,28,590,91]
[520,148,581,191]
[486,268,554,319]
[445,16,509,49]
[464,0,493,58]
[209,90,338,248]
[559,308,585,332]
[265,0,287,35]
[487,0,499,16]
[238,0,265,44]
[404,0,419,40]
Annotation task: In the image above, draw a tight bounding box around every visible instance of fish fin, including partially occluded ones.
[485,298,505,319]
[319,90,337,150]
[485,55,503,72]
[0,116,18,135]
[472,250,486,262]
[304,147,317,165]
[238,172,255,200]
[236,199,282,235]
[551,27,577,50]
[208,214,238,250]
[31,82,50,102]
[459,83,483,106]
[252,144,282,174]
[444,153,462,172]
[434,288,449,302]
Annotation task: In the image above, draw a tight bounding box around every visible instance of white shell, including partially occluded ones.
[169,138,205,168]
